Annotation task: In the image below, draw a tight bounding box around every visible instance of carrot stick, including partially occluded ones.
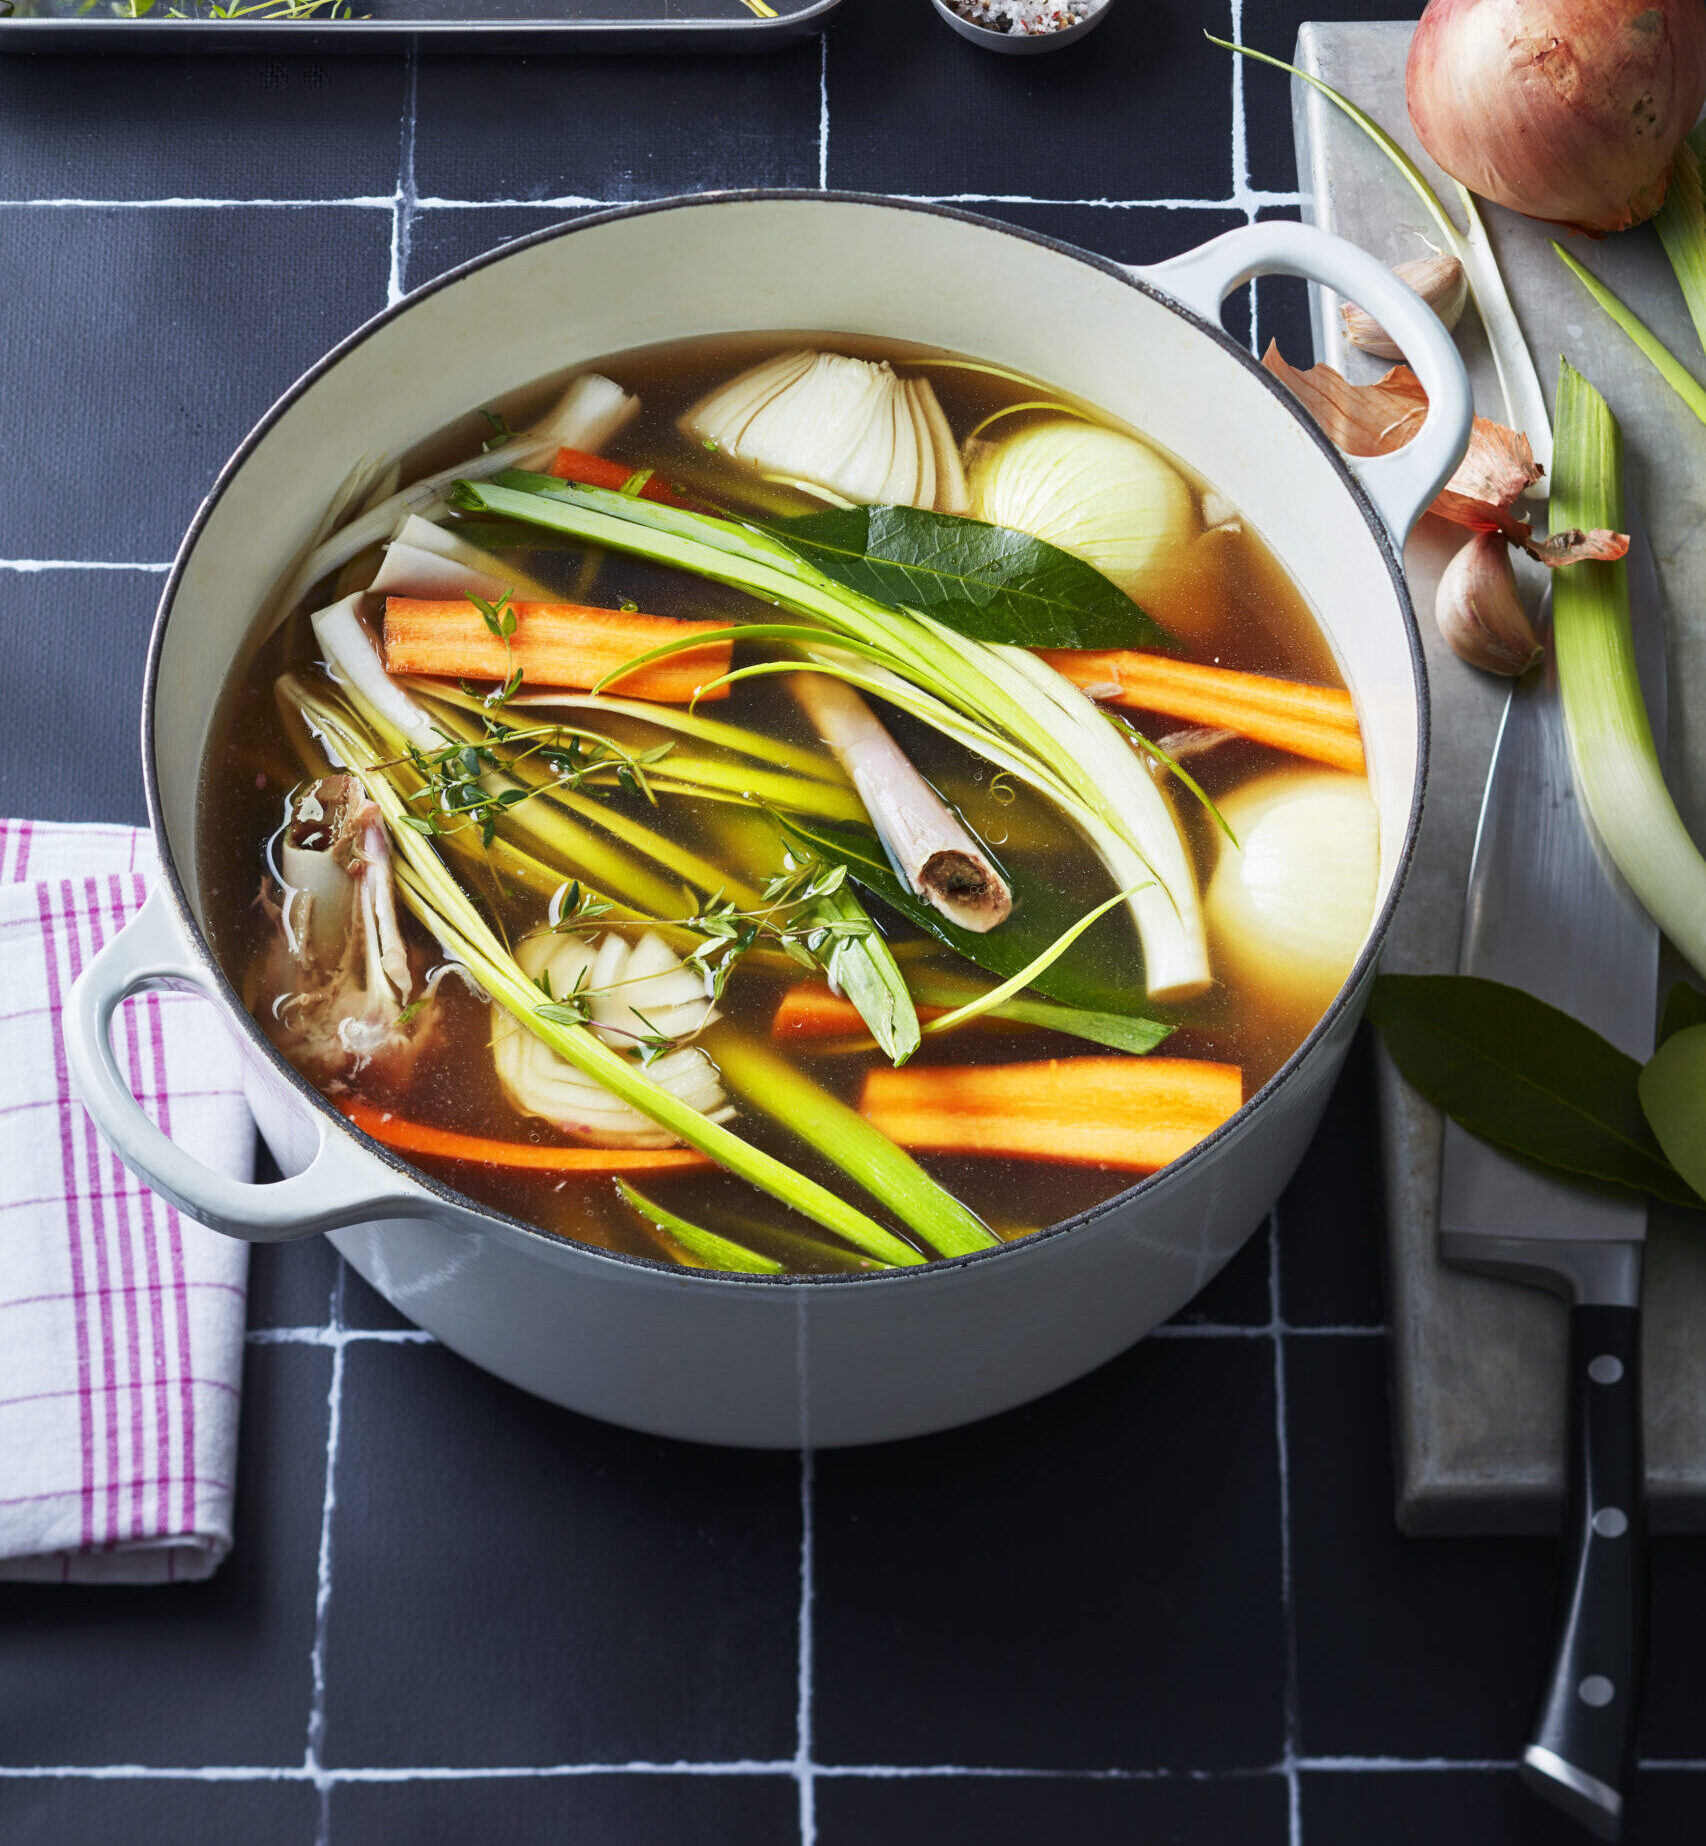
[341,1100,711,1172]
[774,983,948,1038]
[547,448,692,508]
[1038,649,1365,775]
[859,1057,1242,1172]
[381,599,733,703]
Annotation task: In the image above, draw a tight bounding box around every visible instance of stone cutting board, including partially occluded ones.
[1292,20,1706,1534]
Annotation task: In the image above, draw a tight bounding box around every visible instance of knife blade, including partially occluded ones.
[1439,506,1666,1842]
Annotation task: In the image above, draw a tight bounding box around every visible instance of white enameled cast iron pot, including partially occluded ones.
[65,196,1470,1448]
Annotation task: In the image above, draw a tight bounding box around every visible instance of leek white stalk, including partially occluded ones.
[458,477,1211,999]
[1205,769,1380,1015]
[278,373,637,619]
[311,595,446,754]
[297,687,925,1263]
[680,350,969,514]
[369,513,555,602]
[1552,362,1706,982]
[793,673,1013,933]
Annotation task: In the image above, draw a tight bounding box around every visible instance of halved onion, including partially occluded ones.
[966,419,1198,603]
[492,933,730,1146]
[1205,770,1379,1016]
[680,350,968,513]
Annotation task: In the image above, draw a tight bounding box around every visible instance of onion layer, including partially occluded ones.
[1406,0,1706,234]
[965,420,1197,605]
[1205,770,1379,1017]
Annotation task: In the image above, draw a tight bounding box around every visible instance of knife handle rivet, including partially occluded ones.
[1592,1508,1629,1539]
[1578,1675,1617,1709]
[1587,1354,1625,1385]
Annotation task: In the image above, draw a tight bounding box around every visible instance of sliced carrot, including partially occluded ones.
[1038,649,1365,775]
[859,1057,1242,1172]
[547,448,693,508]
[381,598,733,703]
[340,1100,712,1172]
[773,982,948,1039]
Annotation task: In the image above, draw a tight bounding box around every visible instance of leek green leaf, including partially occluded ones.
[615,1181,787,1274]
[1367,974,1703,1208]
[1638,1027,1706,1205]
[1661,981,1706,1045]
[776,813,1167,1039]
[766,504,1173,650]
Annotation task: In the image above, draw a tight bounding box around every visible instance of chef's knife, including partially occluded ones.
[1438,508,1666,1842]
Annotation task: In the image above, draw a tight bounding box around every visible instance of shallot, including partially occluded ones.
[1406,0,1706,234]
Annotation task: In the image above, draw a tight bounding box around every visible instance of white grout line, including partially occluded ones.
[816,29,830,193]
[1226,1,1266,360]
[1229,0,1251,219]
[1150,1321,1384,1339]
[0,196,395,210]
[10,1757,1700,1783]
[1268,1214,1304,1846]
[245,1325,436,1345]
[795,1447,817,1846]
[387,47,421,309]
[305,1269,348,1845]
[0,559,170,573]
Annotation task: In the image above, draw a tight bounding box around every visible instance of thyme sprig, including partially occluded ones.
[389,719,673,848]
[467,592,524,709]
[543,856,872,1009]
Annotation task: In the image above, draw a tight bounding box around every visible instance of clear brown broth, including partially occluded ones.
[198,332,1361,1272]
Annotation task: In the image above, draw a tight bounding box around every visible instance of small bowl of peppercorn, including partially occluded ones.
[931,0,1113,55]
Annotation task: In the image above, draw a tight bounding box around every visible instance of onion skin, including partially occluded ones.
[1407,0,1706,234]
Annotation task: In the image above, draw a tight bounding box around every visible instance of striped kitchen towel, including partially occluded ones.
[0,820,254,1583]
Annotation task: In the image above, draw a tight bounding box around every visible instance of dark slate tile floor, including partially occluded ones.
[2,9,1702,1846]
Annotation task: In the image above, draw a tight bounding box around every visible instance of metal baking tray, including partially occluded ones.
[0,0,837,53]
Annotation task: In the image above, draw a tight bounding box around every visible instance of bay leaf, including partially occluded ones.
[1367,973,1702,1208]
[1639,1025,1706,1204]
[775,812,1169,1044]
[1660,980,1706,1045]
[770,503,1174,650]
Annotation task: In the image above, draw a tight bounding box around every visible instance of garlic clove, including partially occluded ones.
[1434,530,1543,676]
[1340,254,1468,360]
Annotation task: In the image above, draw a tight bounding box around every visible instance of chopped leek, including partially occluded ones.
[454,474,1211,1000]
[702,1027,996,1258]
[616,1181,787,1274]
[1552,362,1706,984]
[296,685,925,1264]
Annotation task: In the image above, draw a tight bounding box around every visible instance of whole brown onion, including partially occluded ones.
[1407,0,1706,234]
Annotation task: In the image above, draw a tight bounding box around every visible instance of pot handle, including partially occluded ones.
[65,887,430,1244]
[1132,219,1473,546]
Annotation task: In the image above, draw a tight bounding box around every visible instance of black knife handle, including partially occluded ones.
[1519,1303,1647,1841]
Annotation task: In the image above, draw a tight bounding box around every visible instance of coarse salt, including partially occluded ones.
[948,0,1104,34]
